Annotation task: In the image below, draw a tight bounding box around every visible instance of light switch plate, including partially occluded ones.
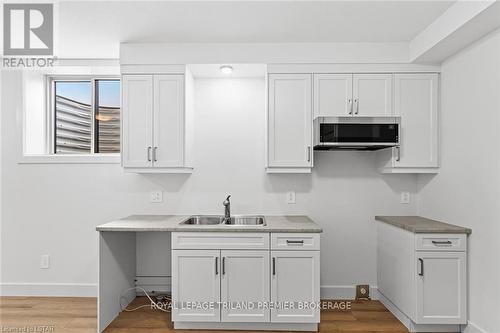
[286,191,296,204]
[40,255,50,269]
[400,192,410,204]
[150,191,163,203]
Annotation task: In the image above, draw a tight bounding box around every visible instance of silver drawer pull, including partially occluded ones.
[432,240,452,245]
[286,240,304,245]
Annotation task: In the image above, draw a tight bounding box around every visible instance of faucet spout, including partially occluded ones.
[223,195,231,221]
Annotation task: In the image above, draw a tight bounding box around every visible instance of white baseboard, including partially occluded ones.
[134,276,171,295]
[1,283,375,300]
[462,321,489,333]
[320,285,379,300]
[0,283,97,297]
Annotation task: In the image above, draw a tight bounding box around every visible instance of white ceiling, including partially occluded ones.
[189,64,267,78]
[57,1,455,58]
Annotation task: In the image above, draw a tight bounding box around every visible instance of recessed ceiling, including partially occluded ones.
[57,1,455,58]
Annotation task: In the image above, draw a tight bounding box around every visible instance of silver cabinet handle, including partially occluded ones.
[222,257,226,275]
[307,146,311,162]
[432,240,452,245]
[418,258,424,276]
[395,146,401,162]
[286,240,304,245]
[215,257,219,275]
[153,147,158,162]
[272,257,276,276]
[348,99,353,115]
[355,99,359,114]
[147,147,152,162]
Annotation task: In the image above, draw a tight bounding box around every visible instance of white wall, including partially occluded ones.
[0,73,418,297]
[417,30,500,333]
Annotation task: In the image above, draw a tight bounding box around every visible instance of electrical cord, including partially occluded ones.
[119,286,171,313]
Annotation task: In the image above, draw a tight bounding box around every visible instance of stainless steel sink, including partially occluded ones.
[181,215,224,225]
[180,215,266,226]
[224,216,266,226]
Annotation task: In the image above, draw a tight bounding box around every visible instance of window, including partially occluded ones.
[51,77,120,154]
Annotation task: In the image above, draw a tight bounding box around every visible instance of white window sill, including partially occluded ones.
[18,154,121,164]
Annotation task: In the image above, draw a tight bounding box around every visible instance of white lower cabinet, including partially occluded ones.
[270,251,320,323]
[377,222,467,332]
[221,250,270,322]
[416,251,467,324]
[171,232,320,329]
[171,250,220,322]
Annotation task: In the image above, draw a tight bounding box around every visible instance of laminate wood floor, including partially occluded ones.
[0,296,410,333]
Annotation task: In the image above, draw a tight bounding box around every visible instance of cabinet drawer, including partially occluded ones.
[172,232,269,250]
[415,234,466,252]
[271,233,320,250]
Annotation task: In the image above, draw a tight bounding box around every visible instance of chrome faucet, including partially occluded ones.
[223,195,231,222]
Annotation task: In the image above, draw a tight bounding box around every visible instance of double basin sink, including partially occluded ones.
[181,215,266,226]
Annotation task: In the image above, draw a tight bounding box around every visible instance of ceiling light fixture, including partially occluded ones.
[220,65,233,74]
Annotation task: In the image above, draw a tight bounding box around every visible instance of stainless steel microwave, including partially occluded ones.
[313,117,400,151]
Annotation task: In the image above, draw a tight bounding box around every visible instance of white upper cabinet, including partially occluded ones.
[267,74,313,173]
[122,73,192,173]
[395,73,439,168]
[153,75,185,167]
[313,74,353,117]
[314,73,392,117]
[122,75,154,168]
[378,73,439,173]
[353,74,393,116]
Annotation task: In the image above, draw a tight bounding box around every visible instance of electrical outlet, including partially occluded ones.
[356,284,371,300]
[150,191,163,203]
[400,192,410,204]
[40,255,50,269]
[286,191,296,204]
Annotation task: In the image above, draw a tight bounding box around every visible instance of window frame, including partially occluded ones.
[47,75,121,156]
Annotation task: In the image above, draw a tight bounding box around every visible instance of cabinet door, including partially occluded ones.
[268,74,312,168]
[172,250,220,322]
[153,75,184,167]
[122,75,153,168]
[353,74,393,116]
[220,250,270,322]
[394,74,439,168]
[415,252,466,324]
[313,74,353,117]
[270,251,320,323]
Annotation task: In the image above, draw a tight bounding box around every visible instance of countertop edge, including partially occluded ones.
[375,216,472,235]
[96,227,323,233]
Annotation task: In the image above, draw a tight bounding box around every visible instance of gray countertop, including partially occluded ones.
[375,216,471,234]
[96,215,323,233]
